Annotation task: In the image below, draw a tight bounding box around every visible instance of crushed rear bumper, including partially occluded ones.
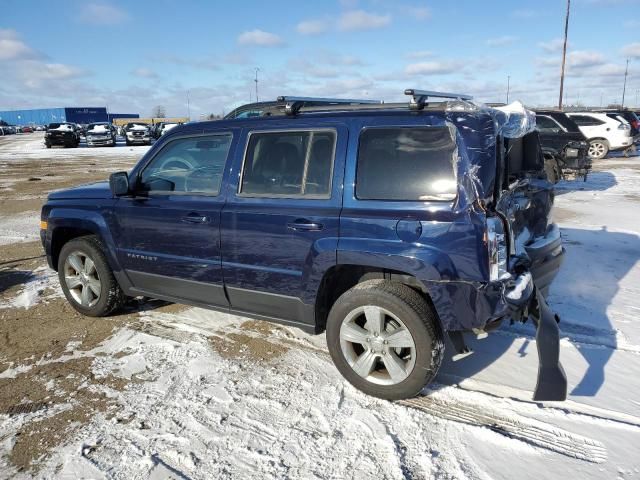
[447,224,568,401]
[503,271,567,401]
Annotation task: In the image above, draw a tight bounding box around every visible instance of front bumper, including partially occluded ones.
[126,135,151,144]
[87,137,115,146]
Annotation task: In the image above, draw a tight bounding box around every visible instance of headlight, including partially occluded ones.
[565,147,579,158]
[486,216,509,281]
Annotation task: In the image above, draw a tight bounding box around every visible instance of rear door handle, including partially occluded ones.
[181,213,210,224]
[287,219,324,232]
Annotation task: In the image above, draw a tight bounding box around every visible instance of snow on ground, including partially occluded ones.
[0,211,40,245]
[0,132,150,162]
[1,139,640,479]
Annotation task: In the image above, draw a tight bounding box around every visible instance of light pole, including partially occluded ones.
[506,75,511,103]
[558,0,571,110]
[254,67,260,103]
[621,59,629,108]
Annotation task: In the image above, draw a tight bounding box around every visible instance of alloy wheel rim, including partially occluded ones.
[339,305,417,386]
[64,251,101,308]
[589,142,605,158]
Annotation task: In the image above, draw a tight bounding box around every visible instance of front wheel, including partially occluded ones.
[58,235,125,317]
[588,139,609,160]
[326,280,444,400]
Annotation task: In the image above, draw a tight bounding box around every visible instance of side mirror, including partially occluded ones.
[109,171,130,196]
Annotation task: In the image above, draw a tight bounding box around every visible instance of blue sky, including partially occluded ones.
[2,0,640,117]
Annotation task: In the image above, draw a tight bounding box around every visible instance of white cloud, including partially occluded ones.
[622,42,640,58]
[405,61,462,75]
[405,50,432,59]
[568,50,605,68]
[339,55,365,66]
[132,67,158,79]
[570,63,627,77]
[0,29,39,61]
[296,19,329,35]
[237,29,284,47]
[17,61,88,89]
[539,38,565,53]
[486,36,518,47]
[338,10,391,31]
[78,3,130,25]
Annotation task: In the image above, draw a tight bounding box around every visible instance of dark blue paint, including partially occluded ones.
[41,108,560,332]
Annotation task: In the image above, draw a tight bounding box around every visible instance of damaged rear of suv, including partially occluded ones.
[41,90,566,402]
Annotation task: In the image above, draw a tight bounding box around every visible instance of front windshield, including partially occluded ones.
[87,124,110,131]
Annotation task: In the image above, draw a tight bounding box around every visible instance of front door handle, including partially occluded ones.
[181,213,210,224]
[287,219,324,232]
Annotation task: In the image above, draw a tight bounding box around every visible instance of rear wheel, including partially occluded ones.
[588,139,609,159]
[58,236,125,317]
[326,280,444,400]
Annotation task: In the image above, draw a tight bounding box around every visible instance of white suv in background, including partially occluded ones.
[566,112,633,159]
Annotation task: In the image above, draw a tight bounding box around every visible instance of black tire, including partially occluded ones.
[326,280,444,400]
[58,235,125,317]
[45,143,51,149]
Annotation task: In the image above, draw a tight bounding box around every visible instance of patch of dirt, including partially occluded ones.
[0,299,128,372]
[9,402,109,473]
[239,319,294,337]
[0,241,45,301]
[0,147,137,216]
[1,356,130,473]
[209,331,289,363]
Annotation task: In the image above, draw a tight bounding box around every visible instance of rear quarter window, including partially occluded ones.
[570,115,605,126]
[356,127,457,201]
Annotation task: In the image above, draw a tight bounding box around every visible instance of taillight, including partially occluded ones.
[486,216,509,281]
[617,122,630,130]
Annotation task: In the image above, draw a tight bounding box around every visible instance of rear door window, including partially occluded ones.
[240,130,336,198]
[356,127,457,201]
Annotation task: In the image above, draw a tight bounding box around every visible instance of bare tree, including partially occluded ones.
[151,105,166,118]
[206,113,222,120]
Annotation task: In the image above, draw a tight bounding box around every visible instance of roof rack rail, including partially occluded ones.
[404,89,473,111]
[277,96,381,115]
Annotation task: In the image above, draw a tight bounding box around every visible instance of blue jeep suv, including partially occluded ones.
[40,91,567,401]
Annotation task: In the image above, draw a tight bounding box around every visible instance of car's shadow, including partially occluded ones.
[555,170,617,195]
[0,270,35,294]
[436,226,639,398]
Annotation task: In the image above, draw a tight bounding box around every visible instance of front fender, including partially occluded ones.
[46,206,122,276]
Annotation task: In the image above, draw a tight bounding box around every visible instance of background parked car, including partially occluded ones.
[85,122,117,147]
[159,122,180,136]
[535,110,591,182]
[566,112,632,159]
[150,122,164,139]
[44,122,80,148]
[123,122,152,145]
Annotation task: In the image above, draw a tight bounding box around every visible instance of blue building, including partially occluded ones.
[0,107,139,126]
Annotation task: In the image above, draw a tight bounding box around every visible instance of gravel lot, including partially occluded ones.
[1,132,639,479]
